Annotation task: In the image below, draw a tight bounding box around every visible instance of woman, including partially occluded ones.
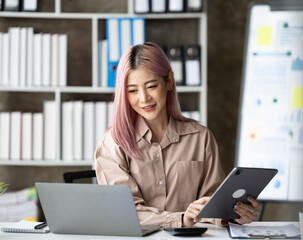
[95,42,260,228]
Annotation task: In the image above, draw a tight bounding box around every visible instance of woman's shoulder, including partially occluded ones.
[174,118,211,135]
[95,128,122,159]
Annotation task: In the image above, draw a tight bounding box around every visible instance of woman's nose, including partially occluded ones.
[139,90,149,102]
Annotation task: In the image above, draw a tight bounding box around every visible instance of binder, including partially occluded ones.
[167,0,184,12]
[34,33,42,86]
[151,0,166,13]
[132,17,145,46]
[10,111,22,160]
[106,18,120,87]
[21,0,38,11]
[3,0,20,11]
[43,101,57,160]
[26,27,34,86]
[19,28,27,87]
[83,102,95,161]
[134,0,150,13]
[186,0,202,12]
[166,45,184,85]
[21,112,33,160]
[9,27,20,86]
[58,34,67,87]
[100,40,108,88]
[42,33,51,87]
[1,33,9,86]
[0,33,2,85]
[119,18,132,57]
[33,112,43,160]
[0,112,10,160]
[62,101,73,161]
[73,101,83,160]
[184,45,201,86]
[51,34,59,86]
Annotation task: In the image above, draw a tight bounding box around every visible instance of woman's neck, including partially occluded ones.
[147,116,169,144]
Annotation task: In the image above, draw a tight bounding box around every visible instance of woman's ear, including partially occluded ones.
[167,70,174,90]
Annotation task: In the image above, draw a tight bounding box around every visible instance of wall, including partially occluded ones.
[207,0,303,220]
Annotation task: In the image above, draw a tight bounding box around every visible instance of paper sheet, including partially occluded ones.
[228,223,300,238]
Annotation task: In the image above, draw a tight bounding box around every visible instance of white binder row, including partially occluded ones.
[0,27,67,87]
[61,101,114,162]
[134,0,203,13]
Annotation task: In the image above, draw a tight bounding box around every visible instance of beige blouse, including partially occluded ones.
[95,116,226,228]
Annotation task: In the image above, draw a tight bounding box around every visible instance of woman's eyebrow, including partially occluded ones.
[126,79,159,88]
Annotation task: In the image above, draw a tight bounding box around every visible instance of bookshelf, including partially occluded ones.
[0,0,207,167]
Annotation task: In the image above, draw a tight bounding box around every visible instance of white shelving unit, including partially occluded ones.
[0,0,207,166]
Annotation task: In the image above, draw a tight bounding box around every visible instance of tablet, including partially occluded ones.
[197,167,277,219]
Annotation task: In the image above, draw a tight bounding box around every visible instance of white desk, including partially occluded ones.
[0,222,300,240]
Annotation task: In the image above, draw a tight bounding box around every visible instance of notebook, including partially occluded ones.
[1,220,50,233]
[35,183,160,236]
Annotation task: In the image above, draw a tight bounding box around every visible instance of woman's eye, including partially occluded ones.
[128,89,137,93]
[147,85,158,89]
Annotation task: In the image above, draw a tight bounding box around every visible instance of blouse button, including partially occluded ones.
[158,181,163,185]
[156,153,160,158]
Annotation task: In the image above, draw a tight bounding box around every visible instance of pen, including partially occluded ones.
[34,222,47,229]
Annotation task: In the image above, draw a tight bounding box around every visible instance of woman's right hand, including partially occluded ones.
[182,196,211,227]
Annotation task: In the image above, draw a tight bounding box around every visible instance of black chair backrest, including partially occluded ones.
[63,170,96,183]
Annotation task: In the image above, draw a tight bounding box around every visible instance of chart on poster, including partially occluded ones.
[236,4,303,201]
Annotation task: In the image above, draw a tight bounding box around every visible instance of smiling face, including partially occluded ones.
[126,68,172,126]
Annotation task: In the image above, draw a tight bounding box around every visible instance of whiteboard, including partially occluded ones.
[235,4,303,201]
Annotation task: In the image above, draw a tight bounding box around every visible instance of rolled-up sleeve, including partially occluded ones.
[94,130,183,228]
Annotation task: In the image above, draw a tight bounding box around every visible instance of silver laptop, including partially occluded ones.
[35,183,160,236]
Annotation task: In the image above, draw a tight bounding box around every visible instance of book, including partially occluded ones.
[0,220,49,233]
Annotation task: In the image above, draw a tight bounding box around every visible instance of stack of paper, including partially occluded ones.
[0,187,38,222]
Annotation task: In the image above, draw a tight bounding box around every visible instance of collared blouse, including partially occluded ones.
[95,116,225,228]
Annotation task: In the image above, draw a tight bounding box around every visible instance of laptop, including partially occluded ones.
[35,183,160,236]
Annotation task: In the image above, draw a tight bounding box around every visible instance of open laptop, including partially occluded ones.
[35,183,160,236]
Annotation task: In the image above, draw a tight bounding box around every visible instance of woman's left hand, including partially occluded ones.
[233,196,260,224]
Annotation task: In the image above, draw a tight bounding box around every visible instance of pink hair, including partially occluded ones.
[111,42,193,159]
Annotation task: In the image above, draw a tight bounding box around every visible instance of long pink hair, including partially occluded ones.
[111,42,192,158]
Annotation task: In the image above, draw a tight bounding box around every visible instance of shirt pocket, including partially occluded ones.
[177,160,203,203]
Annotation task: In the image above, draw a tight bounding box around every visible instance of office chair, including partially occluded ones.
[63,170,96,183]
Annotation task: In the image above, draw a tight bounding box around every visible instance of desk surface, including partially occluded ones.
[0,222,300,240]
